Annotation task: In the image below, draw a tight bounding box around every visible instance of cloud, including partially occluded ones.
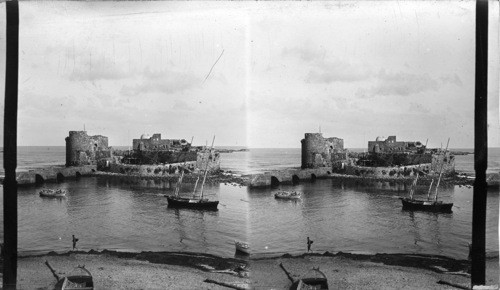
[306,60,372,83]
[282,46,325,63]
[439,74,463,86]
[372,69,440,96]
[172,99,195,111]
[68,52,132,81]
[355,69,443,98]
[69,65,131,81]
[283,45,372,84]
[120,68,200,96]
[408,102,430,114]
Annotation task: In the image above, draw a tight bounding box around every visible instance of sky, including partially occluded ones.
[0,1,498,149]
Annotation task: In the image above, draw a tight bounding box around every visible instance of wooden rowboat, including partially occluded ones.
[235,241,250,255]
[45,261,94,290]
[274,191,301,200]
[39,189,67,198]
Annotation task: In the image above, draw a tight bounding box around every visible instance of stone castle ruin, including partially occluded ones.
[115,133,220,176]
[337,135,455,178]
[65,131,220,177]
[301,133,348,169]
[368,136,425,154]
[65,131,112,166]
[299,133,455,179]
[126,133,196,165]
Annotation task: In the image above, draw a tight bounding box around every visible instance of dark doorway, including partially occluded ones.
[56,173,65,183]
[311,174,317,182]
[292,175,300,185]
[270,176,280,187]
[35,174,44,184]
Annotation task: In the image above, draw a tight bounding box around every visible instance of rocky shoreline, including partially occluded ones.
[12,249,499,289]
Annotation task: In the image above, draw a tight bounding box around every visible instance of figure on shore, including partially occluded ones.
[307,237,313,252]
[72,235,79,250]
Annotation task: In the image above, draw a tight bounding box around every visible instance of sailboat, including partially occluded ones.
[400,138,453,213]
[166,136,219,210]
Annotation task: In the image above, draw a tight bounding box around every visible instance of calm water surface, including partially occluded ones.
[0,177,248,257]
[0,147,498,260]
[249,179,498,260]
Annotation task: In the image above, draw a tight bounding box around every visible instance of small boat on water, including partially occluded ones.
[235,241,250,255]
[39,188,67,198]
[275,190,301,200]
[400,198,453,213]
[166,196,219,210]
[400,138,453,213]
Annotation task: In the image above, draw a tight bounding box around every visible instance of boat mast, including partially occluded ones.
[199,135,216,199]
[423,138,434,200]
[434,138,450,201]
[409,169,419,199]
[174,169,185,197]
[426,179,434,200]
[427,142,443,200]
[192,176,200,198]
[189,136,200,198]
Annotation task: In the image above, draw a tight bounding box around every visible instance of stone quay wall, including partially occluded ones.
[248,167,332,188]
[106,151,220,177]
[15,165,96,185]
[337,163,433,179]
[107,161,198,177]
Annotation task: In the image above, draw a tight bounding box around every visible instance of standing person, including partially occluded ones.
[72,235,79,250]
[307,237,313,252]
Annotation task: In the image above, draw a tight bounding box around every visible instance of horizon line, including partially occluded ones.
[7,145,500,150]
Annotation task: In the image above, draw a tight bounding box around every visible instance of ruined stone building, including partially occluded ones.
[301,133,347,169]
[65,131,112,166]
[368,136,425,153]
[132,133,189,151]
[114,133,220,176]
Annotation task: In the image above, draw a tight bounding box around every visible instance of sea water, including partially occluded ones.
[0,147,497,259]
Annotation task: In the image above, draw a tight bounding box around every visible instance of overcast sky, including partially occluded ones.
[0,1,498,148]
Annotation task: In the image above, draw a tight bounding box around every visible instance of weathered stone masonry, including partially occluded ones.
[301,133,346,169]
[65,131,111,166]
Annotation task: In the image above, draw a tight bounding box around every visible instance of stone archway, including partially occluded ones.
[292,175,300,185]
[311,174,317,181]
[35,174,44,184]
[270,176,280,187]
[56,173,65,182]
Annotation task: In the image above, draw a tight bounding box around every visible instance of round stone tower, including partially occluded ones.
[66,131,92,166]
[301,133,328,169]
